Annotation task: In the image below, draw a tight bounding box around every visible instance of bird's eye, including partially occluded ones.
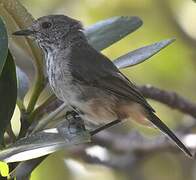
[41,22,52,29]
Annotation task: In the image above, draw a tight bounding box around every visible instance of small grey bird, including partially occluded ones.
[13,15,192,157]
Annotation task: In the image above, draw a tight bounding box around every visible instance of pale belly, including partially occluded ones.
[49,70,118,125]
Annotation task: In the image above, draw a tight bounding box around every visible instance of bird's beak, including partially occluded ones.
[12,29,35,36]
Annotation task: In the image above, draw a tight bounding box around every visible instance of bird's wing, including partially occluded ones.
[69,43,154,112]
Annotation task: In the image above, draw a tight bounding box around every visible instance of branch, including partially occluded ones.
[138,85,196,118]
[92,130,176,154]
[71,145,140,172]
[70,129,195,172]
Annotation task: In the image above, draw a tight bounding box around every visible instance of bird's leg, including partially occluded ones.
[90,119,121,136]
[65,110,86,134]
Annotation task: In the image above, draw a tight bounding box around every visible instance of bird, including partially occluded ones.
[13,14,192,158]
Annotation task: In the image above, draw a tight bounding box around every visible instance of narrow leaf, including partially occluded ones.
[113,39,175,69]
[0,51,17,143]
[10,157,45,179]
[0,16,8,75]
[85,16,143,51]
[16,66,30,101]
[0,126,90,163]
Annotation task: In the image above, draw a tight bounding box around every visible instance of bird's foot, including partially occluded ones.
[65,111,86,134]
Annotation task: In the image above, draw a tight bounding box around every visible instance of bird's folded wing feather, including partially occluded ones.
[69,44,155,112]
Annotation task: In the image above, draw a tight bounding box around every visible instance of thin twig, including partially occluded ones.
[138,85,196,118]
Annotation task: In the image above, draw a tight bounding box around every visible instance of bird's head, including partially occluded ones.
[13,15,84,50]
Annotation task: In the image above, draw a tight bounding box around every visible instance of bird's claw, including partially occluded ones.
[65,111,86,134]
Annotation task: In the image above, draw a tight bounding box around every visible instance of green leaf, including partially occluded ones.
[16,66,30,101]
[85,16,143,51]
[0,161,9,177]
[0,16,8,76]
[113,39,175,69]
[0,0,43,72]
[0,124,90,163]
[10,157,45,179]
[0,51,17,143]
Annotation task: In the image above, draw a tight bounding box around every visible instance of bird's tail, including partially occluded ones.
[146,112,192,158]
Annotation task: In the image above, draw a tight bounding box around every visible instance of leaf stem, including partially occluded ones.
[28,94,56,123]
[26,74,45,114]
[31,103,67,134]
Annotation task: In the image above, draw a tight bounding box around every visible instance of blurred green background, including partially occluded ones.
[16,0,196,179]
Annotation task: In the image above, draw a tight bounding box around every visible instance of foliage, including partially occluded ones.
[0,0,193,179]
[0,161,8,177]
[0,51,17,143]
